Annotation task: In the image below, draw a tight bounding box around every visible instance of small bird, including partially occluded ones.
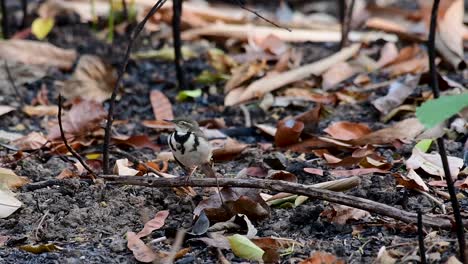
[166,118,214,180]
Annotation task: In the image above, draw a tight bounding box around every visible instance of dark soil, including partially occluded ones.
[1,1,467,264]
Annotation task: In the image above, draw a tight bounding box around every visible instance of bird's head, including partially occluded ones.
[166,118,200,133]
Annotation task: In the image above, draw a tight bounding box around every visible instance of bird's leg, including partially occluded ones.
[183,166,197,184]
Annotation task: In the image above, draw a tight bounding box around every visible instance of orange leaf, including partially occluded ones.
[150,90,174,121]
[324,121,371,141]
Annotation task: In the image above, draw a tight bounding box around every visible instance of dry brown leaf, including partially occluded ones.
[324,121,372,141]
[211,138,248,162]
[303,168,324,176]
[322,62,356,90]
[0,40,77,70]
[275,119,304,147]
[126,232,159,263]
[58,55,116,102]
[283,88,337,104]
[22,105,58,117]
[149,90,174,121]
[375,246,397,264]
[136,210,170,238]
[0,167,30,189]
[224,61,267,93]
[394,170,429,191]
[350,118,425,146]
[112,135,160,151]
[47,99,107,140]
[12,132,48,150]
[226,44,360,105]
[253,34,289,55]
[329,168,388,177]
[300,251,345,264]
[377,42,399,68]
[321,204,370,225]
[224,87,245,106]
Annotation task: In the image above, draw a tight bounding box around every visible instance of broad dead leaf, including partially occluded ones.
[0,189,22,218]
[47,99,107,140]
[377,42,399,68]
[211,138,248,162]
[58,55,116,102]
[0,40,77,70]
[324,121,371,141]
[350,118,425,146]
[275,119,304,147]
[321,204,370,225]
[225,44,360,105]
[0,167,30,189]
[224,61,267,93]
[112,135,160,151]
[150,90,174,121]
[322,62,356,90]
[12,132,48,150]
[406,148,464,179]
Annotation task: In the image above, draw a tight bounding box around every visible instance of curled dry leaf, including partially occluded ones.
[372,75,420,115]
[12,132,48,150]
[324,121,371,141]
[150,90,174,121]
[58,55,116,103]
[394,170,429,192]
[321,204,370,225]
[114,159,139,176]
[224,60,267,93]
[194,187,270,222]
[47,99,107,140]
[136,210,170,238]
[406,148,464,179]
[126,232,158,263]
[0,40,77,70]
[275,119,304,147]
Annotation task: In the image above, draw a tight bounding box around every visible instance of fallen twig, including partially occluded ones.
[417,210,427,264]
[427,0,466,261]
[100,175,463,229]
[58,95,96,176]
[103,0,168,174]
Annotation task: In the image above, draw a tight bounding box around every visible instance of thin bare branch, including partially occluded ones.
[103,0,167,174]
[58,95,96,176]
[427,0,466,261]
[100,175,462,229]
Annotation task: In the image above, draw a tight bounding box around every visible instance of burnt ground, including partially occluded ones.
[1,3,467,264]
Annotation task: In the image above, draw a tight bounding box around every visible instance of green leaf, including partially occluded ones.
[415,139,432,152]
[416,94,468,128]
[195,70,229,85]
[177,89,202,101]
[132,46,195,61]
[228,234,264,261]
[31,18,55,40]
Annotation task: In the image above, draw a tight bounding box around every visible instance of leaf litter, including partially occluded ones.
[0,0,467,263]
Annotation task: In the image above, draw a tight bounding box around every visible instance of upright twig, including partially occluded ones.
[122,0,128,21]
[339,0,355,49]
[417,210,427,264]
[58,95,96,176]
[21,0,27,29]
[107,0,115,43]
[4,61,24,107]
[0,0,8,39]
[427,0,466,262]
[233,0,290,31]
[172,0,187,89]
[102,0,167,174]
